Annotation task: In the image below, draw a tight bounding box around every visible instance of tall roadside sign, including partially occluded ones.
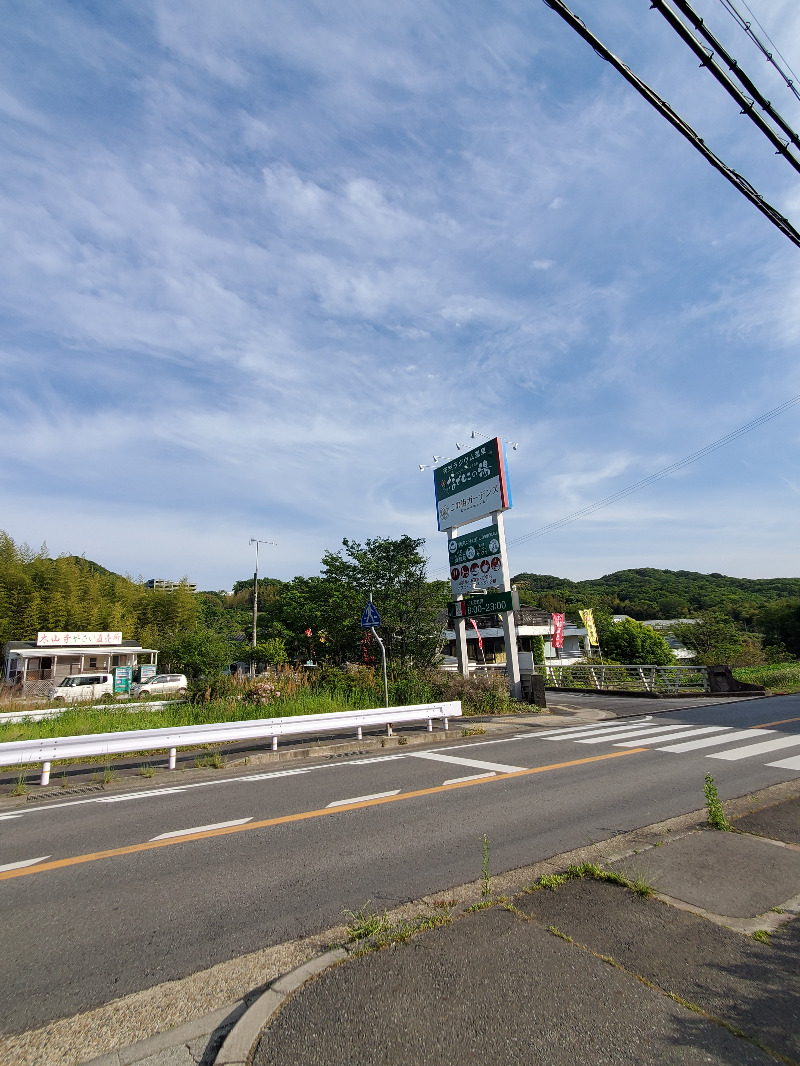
[432,437,521,699]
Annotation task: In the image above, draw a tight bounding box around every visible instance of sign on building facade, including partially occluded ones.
[36,632,123,647]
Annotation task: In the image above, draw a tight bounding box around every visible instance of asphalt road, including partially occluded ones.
[2,694,799,1034]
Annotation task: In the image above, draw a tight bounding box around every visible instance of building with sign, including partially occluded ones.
[3,633,158,697]
[442,609,588,668]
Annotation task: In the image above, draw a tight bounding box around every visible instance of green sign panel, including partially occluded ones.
[113,666,132,694]
[434,438,511,530]
[448,591,514,618]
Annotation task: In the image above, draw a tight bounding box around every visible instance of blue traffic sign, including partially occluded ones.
[361,602,382,628]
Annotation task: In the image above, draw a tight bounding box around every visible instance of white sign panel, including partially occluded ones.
[36,631,123,647]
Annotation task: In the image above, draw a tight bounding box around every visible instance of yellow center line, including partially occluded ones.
[0,748,647,882]
[751,716,800,729]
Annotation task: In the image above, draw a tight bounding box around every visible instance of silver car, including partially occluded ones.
[132,673,188,697]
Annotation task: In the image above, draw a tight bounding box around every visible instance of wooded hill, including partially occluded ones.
[511,567,800,623]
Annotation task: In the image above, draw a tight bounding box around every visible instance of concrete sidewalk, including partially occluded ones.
[249,785,800,1066]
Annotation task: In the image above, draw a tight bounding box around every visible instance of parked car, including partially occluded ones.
[49,673,114,702]
[131,673,188,697]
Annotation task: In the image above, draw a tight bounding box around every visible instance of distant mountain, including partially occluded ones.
[510,567,800,622]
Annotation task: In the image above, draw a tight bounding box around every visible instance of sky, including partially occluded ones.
[2,0,800,591]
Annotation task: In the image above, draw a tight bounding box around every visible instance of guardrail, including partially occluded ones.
[543,664,709,694]
[0,701,462,786]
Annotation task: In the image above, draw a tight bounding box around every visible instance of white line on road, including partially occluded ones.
[604,726,730,747]
[442,772,496,785]
[100,787,189,803]
[575,724,702,745]
[150,818,253,840]
[708,735,800,761]
[409,751,527,773]
[327,791,400,807]
[766,754,800,770]
[0,855,50,872]
[657,729,774,753]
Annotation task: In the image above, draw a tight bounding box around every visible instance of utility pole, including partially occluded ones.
[249,538,276,678]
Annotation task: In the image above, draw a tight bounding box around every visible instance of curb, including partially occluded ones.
[214,949,349,1065]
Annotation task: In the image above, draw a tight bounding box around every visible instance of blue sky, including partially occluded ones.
[2,0,799,590]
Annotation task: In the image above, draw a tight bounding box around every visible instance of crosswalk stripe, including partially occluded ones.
[708,735,800,761]
[766,754,800,770]
[409,751,527,773]
[609,726,731,747]
[575,724,708,745]
[657,729,774,753]
[544,723,660,742]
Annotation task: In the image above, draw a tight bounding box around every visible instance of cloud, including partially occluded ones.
[0,0,798,588]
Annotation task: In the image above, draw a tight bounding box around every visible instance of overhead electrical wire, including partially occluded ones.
[505,394,800,551]
[718,0,800,103]
[541,0,800,249]
[650,0,800,171]
[429,395,800,575]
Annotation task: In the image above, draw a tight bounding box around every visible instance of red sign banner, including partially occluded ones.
[469,618,484,650]
[551,613,565,649]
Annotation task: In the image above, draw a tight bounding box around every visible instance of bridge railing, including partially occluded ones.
[542,664,709,694]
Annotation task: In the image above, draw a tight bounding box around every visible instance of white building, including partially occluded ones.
[442,608,588,670]
[3,632,158,697]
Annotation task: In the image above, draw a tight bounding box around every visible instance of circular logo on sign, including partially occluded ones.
[490,557,501,570]
[480,559,490,573]
[461,565,470,578]
[470,562,479,574]
[449,541,457,554]
[451,567,460,580]
[489,538,500,553]
[466,546,475,559]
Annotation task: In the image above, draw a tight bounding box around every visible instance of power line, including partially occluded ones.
[718,0,800,103]
[541,0,800,249]
[429,395,800,575]
[651,0,800,170]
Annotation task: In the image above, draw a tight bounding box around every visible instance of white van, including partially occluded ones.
[49,673,114,702]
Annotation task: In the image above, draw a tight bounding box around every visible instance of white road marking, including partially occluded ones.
[150,818,253,840]
[766,754,800,770]
[554,723,667,743]
[100,787,189,803]
[657,729,775,753]
[708,736,800,761]
[575,724,702,745]
[347,755,408,764]
[0,814,24,821]
[605,726,731,747]
[442,772,496,785]
[0,855,50,872]
[327,790,400,807]
[409,751,527,773]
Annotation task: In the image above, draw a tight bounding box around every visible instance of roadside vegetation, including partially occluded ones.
[0,667,517,750]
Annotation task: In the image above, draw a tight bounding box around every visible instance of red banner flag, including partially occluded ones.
[551,613,565,649]
[469,618,484,650]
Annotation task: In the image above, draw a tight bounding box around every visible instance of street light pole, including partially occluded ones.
[249,537,276,678]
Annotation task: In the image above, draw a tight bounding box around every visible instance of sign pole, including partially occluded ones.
[495,511,522,699]
[365,593,389,708]
[448,524,469,678]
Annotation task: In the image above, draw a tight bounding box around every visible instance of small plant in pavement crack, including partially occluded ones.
[11,773,28,796]
[704,773,732,831]
[481,833,491,896]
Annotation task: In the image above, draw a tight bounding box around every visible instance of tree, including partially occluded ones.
[158,628,234,677]
[757,601,800,659]
[260,535,448,666]
[595,615,675,665]
[672,610,756,666]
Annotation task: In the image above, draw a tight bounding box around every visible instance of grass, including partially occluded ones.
[733,662,800,693]
[704,773,732,831]
[138,764,155,778]
[481,834,491,896]
[529,862,654,899]
[751,929,771,944]
[344,902,452,953]
[11,773,28,796]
